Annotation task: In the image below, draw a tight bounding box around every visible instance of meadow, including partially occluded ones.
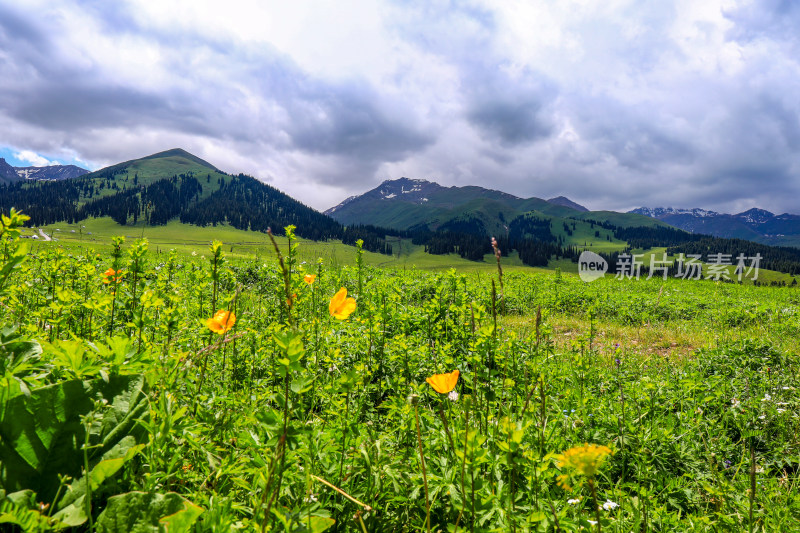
[1,209,799,532]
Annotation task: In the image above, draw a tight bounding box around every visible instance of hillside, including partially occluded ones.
[325,178,583,232]
[0,148,392,253]
[325,178,664,250]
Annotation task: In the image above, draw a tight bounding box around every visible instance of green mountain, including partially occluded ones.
[325,178,664,249]
[0,148,391,252]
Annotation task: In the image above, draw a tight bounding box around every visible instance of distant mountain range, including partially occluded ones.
[630,206,800,248]
[4,146,800,272]
[0,157,88,185]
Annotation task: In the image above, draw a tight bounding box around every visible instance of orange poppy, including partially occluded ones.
[206,310,236,334]
[102,268,122,284]
[329,287,356,320]
[304,274,316,285]
[426,370,460,394]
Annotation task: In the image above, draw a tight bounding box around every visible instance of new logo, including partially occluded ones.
[578,251,607,282]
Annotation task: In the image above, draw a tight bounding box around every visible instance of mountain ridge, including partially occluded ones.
[631,206,800,247]
[0,156,89,183]
[325,177,654,239]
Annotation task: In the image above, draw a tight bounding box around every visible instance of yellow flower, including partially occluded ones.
[557,443,612,486]
[304,274,316,285]
[328,287,356,320]
[206,310,236,334]
[426,370,460,394]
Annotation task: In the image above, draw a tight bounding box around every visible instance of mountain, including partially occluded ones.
[547,196,588,212]
[326,178,660,237]
[0,148,398,254]
[0,156,89,183]
[15,164,89,181]
[631,206,800,248]
[0,158,21,185]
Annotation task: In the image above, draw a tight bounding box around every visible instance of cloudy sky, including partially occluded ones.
[1,0,799,214]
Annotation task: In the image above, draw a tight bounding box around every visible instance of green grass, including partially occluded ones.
[3,210,800,531]
[28,218,800,287]
[29,217,530,271]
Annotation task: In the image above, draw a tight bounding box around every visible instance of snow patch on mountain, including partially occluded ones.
[631,207,721,218]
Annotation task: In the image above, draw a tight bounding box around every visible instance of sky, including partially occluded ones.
[1,0,799,214]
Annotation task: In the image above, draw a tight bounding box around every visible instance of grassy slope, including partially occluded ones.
[332,190,668,249]
[27,217,799,285]
[77,153,231,203]
[29,217,538,272]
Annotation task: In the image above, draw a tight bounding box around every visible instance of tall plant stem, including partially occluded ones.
[589,478,602,533]
[413,403,431,533]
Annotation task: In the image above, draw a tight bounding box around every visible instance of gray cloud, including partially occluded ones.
[1,1,799,216]
[465,79,555,146]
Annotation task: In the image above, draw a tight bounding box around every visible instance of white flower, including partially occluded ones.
[777,409,786,413]
[191,251,197,256]
[587,520,598,526]
[762,393,772,402]
[304,493,318,503]
[448,390,459,402]
[603,500,618,511]
[568,498,581,505]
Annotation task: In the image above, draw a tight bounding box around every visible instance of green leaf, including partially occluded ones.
[0,374,148,504]
[290,375,315,394]
[306,516,336,533]
[53,441,146,524]
[0,489,50,530]
[95,492,203,533]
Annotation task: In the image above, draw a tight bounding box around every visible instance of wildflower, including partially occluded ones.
[304,274,316,285]
[448,390,459,402]
[102,268,122,284]
[426,370,460,394]
[568,498,581,505]
[602,500,618,511]
[206,310,236,334]
[557,443,612,489]
[329,287,357,320]
[762,393,772,402]
[587,520,598,526]
[615,358,621,367]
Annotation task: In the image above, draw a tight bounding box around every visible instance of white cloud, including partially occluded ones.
[13,150,54,167]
